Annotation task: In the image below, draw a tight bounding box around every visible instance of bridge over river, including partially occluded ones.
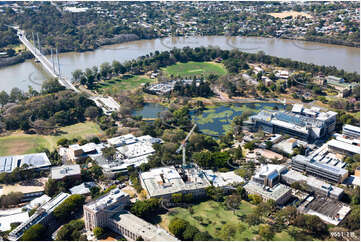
[17,29,78,92]
[16,28,120,115]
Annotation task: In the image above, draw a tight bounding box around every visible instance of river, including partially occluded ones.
[0,36,359,92]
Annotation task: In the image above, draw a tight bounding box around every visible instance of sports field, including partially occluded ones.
[163,62,227,77]
[97,75,155,93]
[0,121,104,156]
[160,200,306,241]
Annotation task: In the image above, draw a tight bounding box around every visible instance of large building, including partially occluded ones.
[51,165,81,180]
[250,104,337,142]
[108,211,178,240]
[325,76,357,98]
[243,164,292,205]
[244,182,292,205]
[203,170,244,190]
[0,153,51,173]
[63,142,105,162]
[281,169,344,200]
[327,139,360,156]
[94,134,162,173]
[342,124,360,139]
[83,188,177,241]
[139,164,211,199]
[84,188,130,231]
[8,193,70,241]
[292,155,348,183]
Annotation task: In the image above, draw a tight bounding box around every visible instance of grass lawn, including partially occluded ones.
[96,75,155,93]
[0,121,104,156]
[163,61,227,78]
[159,200,298,241]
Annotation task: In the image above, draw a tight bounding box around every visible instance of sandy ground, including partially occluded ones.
[268,11,313,19]
[254,148,284,160]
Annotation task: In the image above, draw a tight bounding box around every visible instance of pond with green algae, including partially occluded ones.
[132,102,287,136]
[191,102,286,137]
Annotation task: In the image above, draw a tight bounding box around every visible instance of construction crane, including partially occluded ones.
[176,124,197,166]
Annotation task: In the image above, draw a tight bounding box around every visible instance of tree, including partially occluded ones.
[41,79,65,94]
[112,60,126,74]
[183,224,199,241]
[259,224,274,240]
[342,205,360,230]
[102,147,117,162]
[219,223,236,240]
[0,90,9,105]
[53,195,85,222]
[100,62,112,79]
[9,87,24,102]
[44,179,65,197]
[72,69,83,82]
[168,218,188,239]
[0,192,23,208]
[193,231,213,241]
[84,106,99,119]
[130,198,159,218]
[245,212,262,226]
[205,186,224,202]
[21,224,46,241]
[56,219,85,241]
[93,227,104,239]
[6,48,15,57]
[248,194,262,205]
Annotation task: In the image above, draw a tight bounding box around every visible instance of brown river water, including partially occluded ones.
[0,36,359,92]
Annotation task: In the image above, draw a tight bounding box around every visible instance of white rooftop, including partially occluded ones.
[51,165,81,180]
[0,153,51,173]
[69,182,97,195]
[343,124,360,134]
[140,165,211,197]
[111,211,178,241]
[244,181,291,201]
[85,188,129,212]
[204,170,244,187]
[327,139,360,155]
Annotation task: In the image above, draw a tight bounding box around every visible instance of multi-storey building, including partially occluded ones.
[139,164,211,199]
[244,164,292,205]
[281,169,344,200]
[250,104,337,142]
[83,188,177,241]
[292,155,348,183]
[342,124,360,139]
[83,188,130,231]
[8,193,70,241]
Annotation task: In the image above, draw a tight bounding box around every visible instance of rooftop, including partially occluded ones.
[244,181,291,201]
[140,165,211,197]
[293,155,348,177]
[203,170,244,187]
[327,139,360,155]
[85,188,129,212]
[0,153,51,173]
[343,124,360,134]
[111,211,178,241]
[51,165,81,180]
[282,170,343,197]
[9,193,70,240]
[69,182,97,195]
